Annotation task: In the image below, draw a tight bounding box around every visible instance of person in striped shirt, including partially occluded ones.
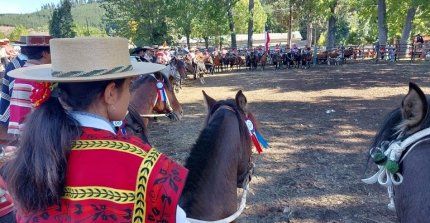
[0,36,51,136]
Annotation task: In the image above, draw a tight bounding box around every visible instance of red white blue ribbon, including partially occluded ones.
[112,120,127,135]
[245,118,269,154]
[156,81,167,103]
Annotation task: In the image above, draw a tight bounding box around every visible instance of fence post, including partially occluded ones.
[313,45,317,65]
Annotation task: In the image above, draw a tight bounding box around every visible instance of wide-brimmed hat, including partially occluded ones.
[131,46,144,55]
[8,37,165,82]
[16,35,52,47]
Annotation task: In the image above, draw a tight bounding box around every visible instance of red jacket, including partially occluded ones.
[0,177,13,218]
[17,127,188,223]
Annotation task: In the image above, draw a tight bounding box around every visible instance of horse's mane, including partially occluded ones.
[181,99,249,209]
[130,72,172,92]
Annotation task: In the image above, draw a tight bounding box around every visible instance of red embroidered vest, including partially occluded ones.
[17,127,188,223]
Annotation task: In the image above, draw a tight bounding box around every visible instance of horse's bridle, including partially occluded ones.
[139,75,178,120]
[211,105,255,188]
[186,104,256,223]
[362,127,430,211]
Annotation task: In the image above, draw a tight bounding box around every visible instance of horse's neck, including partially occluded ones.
[181,116,241,219]
[182,148,239,219]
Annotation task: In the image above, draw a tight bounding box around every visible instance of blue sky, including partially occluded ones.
[0,0,61,14]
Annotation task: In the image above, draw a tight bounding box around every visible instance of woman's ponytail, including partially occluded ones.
[3,96,80,212]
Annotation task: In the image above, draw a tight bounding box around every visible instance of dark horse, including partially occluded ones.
[364,82,430,222]
[247,52,259,70]
[130,72,183,134]
[179,90,256,221]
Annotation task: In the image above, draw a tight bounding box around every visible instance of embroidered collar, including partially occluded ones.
[70,111,116,134]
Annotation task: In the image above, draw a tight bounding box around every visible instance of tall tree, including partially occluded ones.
[49,8,62,37]
[326,0,338,50]
[49,0,76,38]
[377,0,388,47]
[102,0,170,46]
[247,0,254,48]
[398,0,428,56]
[227,0,238,48]
[168,0,195,48]
[287,0,292,46]
[61,0,77,38]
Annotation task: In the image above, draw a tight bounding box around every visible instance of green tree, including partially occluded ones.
[233,0,267,34]
[8,25,29,41]
[60,0,77,37]
[102,0,170,46]
[49,8,62,37]
[49,0,77,38]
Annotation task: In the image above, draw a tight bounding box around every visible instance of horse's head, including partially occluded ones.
[130,73,183,122]
[203,90,254,188]
[370,82,429,153]
[365,83,430,219]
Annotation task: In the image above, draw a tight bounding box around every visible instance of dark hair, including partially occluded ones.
[3,78,126,212]
[20,46,50,60]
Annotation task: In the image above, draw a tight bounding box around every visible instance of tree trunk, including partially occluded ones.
[186,33,190,49]
[227,1,237,48]
[247,0,254,49]
[287,2,292,47]
[326,2,337,51]
[399,6,417,58]
[377,0,388,46]
[204,36,209,49]
[306,23,312,47]
[326,15,336,50]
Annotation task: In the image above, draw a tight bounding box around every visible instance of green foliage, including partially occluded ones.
[49,0,77,38]
[0,3,104,33]
[73,24,106,37]
[7,25,29,41]
[101,0,170,46]
[233,0,267,33]
[335,17,350,45]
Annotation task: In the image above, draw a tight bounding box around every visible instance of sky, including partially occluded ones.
[0,0,61,14]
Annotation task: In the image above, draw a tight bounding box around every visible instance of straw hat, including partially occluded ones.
[8,37,165,82]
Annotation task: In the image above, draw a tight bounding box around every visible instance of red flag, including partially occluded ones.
[265,31,270,52]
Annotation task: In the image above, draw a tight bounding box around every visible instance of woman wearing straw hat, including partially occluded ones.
[1,37,188,222]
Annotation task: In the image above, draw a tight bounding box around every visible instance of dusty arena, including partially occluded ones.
[147,62,430,223]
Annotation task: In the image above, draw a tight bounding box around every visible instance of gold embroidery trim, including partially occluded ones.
[132,148,161,223]
[72,140,147,158]
[63,186,135,204]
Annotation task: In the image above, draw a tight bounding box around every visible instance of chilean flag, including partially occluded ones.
[264,31,270,52]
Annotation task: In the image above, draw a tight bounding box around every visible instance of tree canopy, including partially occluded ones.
[1,0,429,47]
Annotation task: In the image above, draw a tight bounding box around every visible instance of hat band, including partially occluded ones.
[52,65,133,78]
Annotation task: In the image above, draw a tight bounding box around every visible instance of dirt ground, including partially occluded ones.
[147,61,430,223]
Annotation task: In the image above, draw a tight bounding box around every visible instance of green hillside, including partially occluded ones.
[0,3,105,32]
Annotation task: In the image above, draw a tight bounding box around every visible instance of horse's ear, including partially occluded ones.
[202,90,216,110]
[235,90,247,111]
[400,82,428,132]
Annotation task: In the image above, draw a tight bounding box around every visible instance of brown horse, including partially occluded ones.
[180,90,257,221]
[212,54,223,73]
[363,82,430,222]
[130,72,183,133]
[259,52,268,70]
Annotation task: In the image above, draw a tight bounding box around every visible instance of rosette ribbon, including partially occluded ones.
[244,116,269,154]
[156,81,167,103]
